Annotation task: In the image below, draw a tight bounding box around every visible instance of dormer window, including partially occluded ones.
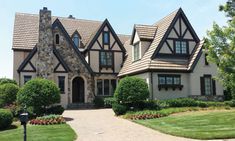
[73,34,80,47]
[133,42,140,61]
[175,41,187,54]
[55,34,60,45]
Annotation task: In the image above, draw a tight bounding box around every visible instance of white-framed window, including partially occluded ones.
[175,41,187,54]
[103,32,109,45]
[73,34,80,47]
[158,75,181,85]
[133,42,140,61]
[96,79,117,96]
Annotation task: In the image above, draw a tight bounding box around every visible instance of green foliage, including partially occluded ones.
[17,78,60,116]
[46,105,64,115]
[0,83,19,107]
[112,103,127,115]
[205,0,235,99]
[0,109,13,130]
[137,100,162,110]
[104,97,116,108]
[0,78,17,85]
[93,97,104,108]
[114,77,149,106]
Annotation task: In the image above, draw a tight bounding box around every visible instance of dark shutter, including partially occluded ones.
[212,79,216,95]
[200,77,205,95]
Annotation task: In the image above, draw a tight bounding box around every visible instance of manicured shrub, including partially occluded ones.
[0,78,17,85]
[137,100,161,110]
[93,97,104,108]
[0,83,19,107]
[17,78,60,116]
[46,105,64,115]
[112,103,127,115]
[164,98,198,107]
[0,109,13,130]
[225,100,235,107]
[29,114,65,125]
[114,77,149,106]
[104,97,116,108]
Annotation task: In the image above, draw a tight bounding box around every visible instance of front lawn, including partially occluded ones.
[0,122,76,141]
[135,110,235,139]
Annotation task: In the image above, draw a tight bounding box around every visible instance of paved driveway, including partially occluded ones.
[63,109,234,141]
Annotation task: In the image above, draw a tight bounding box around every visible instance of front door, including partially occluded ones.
[72,77,84,103]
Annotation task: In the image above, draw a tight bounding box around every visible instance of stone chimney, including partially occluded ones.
[36,7,54,79]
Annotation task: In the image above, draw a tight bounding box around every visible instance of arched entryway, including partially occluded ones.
[72,77,85,103]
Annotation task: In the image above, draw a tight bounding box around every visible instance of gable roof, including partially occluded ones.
[86,19,126,52]
[12,13,129,50]
[119,8,202,77]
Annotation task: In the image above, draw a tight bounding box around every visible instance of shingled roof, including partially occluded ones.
[118,8,202,77]
[12,13,129,50]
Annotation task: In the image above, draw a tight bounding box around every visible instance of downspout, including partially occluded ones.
[150,71,154,100]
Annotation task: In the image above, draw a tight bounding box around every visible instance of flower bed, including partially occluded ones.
[29,115,65,125]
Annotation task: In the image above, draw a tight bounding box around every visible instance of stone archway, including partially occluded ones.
[72,77,85,103]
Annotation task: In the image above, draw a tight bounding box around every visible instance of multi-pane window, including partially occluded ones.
[96,79,117,96]
[158,75,181,85]
[100,51,113,67]
[24,75,32,84]
[175,41,187,54]
[73,34,79,47]
[103,32,109,44]
[204,77,212,95]
[58,76,65,94]
[133,43,140,61]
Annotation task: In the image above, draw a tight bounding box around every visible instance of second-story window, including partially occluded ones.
[100,51,113,67]
[175,41,187,54]
[103,32,109,45]
[133,42,140,61]
[73,34,80,47]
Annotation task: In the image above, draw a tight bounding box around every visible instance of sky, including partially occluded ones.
[0,0,228,78]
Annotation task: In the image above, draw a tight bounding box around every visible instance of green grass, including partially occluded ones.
[135,110,235,139]
[0,123,77,141]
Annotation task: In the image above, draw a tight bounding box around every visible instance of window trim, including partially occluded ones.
[133,41,140,62]
[200,74,216,96]
[173,40,189,55]
[58,76,65,94]
[96,79,117,96]
[103,31,110,45]
[99,51,114,68]
[158,74,183,91]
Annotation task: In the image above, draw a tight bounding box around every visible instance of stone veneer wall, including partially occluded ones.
[53,27,95,103]
[36,7,54,79]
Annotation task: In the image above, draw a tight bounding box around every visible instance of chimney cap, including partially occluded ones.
[43,7,48,10]
[68,15,75,19]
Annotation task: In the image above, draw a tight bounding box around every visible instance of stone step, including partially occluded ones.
[67,103,94,109]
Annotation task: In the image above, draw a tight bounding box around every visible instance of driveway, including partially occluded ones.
[63,109,234,141]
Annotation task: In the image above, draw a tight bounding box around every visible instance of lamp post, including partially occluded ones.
[19,112,28,141]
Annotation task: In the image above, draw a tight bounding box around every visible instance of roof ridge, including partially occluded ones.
[15,12,102,23]
[153,8,181,26]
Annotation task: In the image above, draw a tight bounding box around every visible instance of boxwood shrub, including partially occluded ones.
[93,96,104,108]
[114,76,149,106]
[0,83,19,107]
[0,78,17,85]
[104,97,116,108]
[112,103,127,115]
[17,78,60,116]
[0,109,13,130]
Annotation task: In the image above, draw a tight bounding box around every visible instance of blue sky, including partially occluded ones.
[0,0,228,78]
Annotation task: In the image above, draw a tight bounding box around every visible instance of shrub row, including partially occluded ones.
[29,114,65,125]
[0,109,13,130]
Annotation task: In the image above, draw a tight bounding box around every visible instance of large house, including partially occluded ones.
[12,7,224,108]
